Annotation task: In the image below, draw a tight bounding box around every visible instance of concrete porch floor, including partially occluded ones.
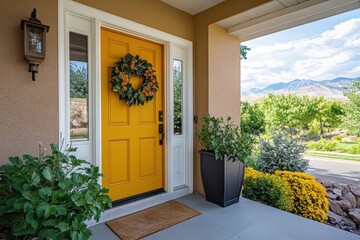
[89,194,358,240]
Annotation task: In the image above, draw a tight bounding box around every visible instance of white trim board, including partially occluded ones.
[58,0,194,222]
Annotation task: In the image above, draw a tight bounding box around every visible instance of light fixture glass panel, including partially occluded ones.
[28,26,43,53]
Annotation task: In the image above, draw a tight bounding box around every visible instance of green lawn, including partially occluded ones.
[337,142,358,149]
[303,151,360,161]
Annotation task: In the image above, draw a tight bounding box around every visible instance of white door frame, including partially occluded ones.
[58,0,193,225]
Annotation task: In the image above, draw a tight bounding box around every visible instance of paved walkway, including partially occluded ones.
[305,155,360,184]
[89,194,359,240]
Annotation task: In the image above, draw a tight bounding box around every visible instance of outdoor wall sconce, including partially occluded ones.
[21,8,50,81]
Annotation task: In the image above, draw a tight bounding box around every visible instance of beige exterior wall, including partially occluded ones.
[0,0,58,163]
[209,24,241,123]
[75,0,194,41]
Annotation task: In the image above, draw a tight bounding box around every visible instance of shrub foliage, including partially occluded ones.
[196,115,255,161]
[0,143,112,240]
[240,101,265,136]
[275,171,329,223]
[243,168,293,211]
[307,139,337,151]
[257,132,309,174]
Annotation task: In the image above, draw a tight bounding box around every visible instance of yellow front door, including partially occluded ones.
[101,28,164,202]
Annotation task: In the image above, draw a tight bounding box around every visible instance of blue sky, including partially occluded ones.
[241,8,360,93]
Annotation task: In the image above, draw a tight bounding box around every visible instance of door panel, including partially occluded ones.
[101,28,164,201]
[139,137,156,178]
[107,71,130,125]
[108,140,129,184]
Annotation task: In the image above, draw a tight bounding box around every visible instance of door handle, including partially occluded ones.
[159,124,164,145]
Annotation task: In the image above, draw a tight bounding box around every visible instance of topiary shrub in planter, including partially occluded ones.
[257,131,309,174]
[197,115,256,207]
[0,142,112,240]
[275,170,329,223]
[242,168,293,211]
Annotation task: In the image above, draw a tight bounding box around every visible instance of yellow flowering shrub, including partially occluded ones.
[243,168,293,211]
[275,171,329,222]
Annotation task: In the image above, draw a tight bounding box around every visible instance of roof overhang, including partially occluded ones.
[217,0,360,42]
[161,0,225,15]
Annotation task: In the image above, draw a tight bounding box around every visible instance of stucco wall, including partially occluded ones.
[209,24,241,122]
[74,0,194,41]
[0,0,58,163]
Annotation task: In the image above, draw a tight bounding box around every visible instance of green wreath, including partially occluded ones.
[112,53,159,106]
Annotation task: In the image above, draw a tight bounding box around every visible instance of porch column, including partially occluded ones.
[194,24,241,195]
[193,0,270,195]
[208,24,241,123]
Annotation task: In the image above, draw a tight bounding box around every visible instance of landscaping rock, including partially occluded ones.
[343,192,357,208]
[322,180,334,189]
[350,184,360,197]
[348,209,360,224]
[333,188,342,197]
[326,212,358,233]
[335,198,352,211]
[334,183,349,191]
[342,136,358,142]
[323,182,360,235]
[327,191,339,200]
[329,199,344,216]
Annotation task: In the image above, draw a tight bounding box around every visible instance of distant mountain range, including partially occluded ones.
[242,77,360,102]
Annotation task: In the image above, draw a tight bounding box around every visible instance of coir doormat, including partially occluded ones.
[106,200,201,240]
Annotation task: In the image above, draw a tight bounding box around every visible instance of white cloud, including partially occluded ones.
[321,18,360,39]
[242,17,360,91]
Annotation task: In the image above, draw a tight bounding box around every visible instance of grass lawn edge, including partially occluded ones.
[303,151,360,161]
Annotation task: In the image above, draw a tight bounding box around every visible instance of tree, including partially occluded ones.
[259,93,345,136]
[173,61,183,134]
[240,101,265,136]
[314,97,344,134]
[70,62,88,99]
[342,80,360,136]
[240,45,251,60]
[259,93,316,134]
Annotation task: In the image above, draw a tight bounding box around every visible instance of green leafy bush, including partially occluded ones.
[240,101,265,136]
[257,132,309,174]
[307,139,337,151]
[196,115,255,161]
[332,135,344,141]
[342,80,360,137]
[346,144,360,154]
[244,151,260,170]
[0,143,112,240]
[308,120,321,136]
[275,171,329,223]
[243,168,293,211]
[337,146,348,153]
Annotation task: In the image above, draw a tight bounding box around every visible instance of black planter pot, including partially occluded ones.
[200,150,245,207]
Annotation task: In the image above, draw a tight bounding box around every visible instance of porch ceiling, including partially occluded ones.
[217,0,360,42]
[160,0,225,15]
[217,0,308,29]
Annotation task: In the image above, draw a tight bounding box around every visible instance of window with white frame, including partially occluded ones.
[173,59,183,135]
[69,32,89,141]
